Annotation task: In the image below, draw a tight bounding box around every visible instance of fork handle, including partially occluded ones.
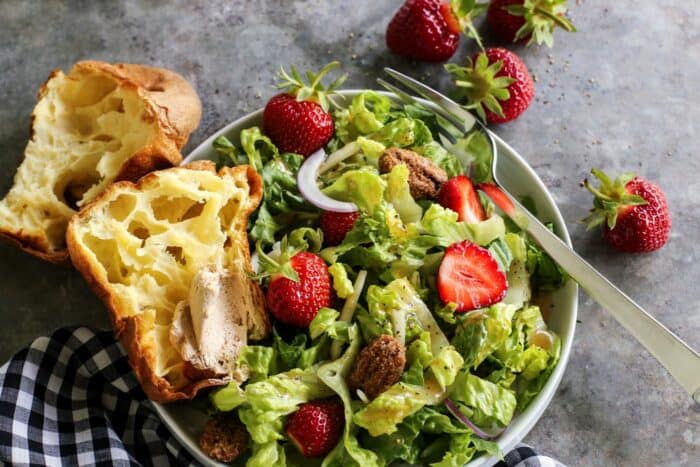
[491,189,700,403]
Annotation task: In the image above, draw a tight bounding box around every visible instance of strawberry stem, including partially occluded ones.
[581,169,647,230]
[276,61,347,112]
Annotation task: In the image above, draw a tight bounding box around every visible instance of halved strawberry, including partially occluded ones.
[437,240,508,312]
[438,175,487,224]
[477,182,514,216]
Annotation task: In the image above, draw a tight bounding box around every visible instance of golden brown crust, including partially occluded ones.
[0,61,201,264]
[66,164,266,403]
[73,61,201,149]
[0,229,69,265]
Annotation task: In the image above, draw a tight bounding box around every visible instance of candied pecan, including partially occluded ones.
[378,147,448,199]
[348,334,406,399]
[199,414,249,463]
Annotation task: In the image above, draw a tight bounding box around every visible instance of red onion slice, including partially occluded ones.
[444,398,506,440]
[297,149,357,213]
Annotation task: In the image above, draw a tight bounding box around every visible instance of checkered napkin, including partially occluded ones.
[0,327,564,467]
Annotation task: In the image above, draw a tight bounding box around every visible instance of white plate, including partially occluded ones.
[153,90,578,467]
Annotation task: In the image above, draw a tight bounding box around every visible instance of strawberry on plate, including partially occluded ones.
[438,175,487,224]
[286,398,345,458]
[446,47,534,124]
[263,62,346,157]
[386,0,487,63]
[320,210,359,246]
[582,169,671,253]
[264,250,332,328]
[438,240,508,312]
[486,0,576,47]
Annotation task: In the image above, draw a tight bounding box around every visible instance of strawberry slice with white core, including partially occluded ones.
[438,175,487,224]
[437,240,508,312]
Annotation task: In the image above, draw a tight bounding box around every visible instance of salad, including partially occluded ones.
[206,89,566,466]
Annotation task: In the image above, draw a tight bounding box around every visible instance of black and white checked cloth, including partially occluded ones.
[0,327,564,466]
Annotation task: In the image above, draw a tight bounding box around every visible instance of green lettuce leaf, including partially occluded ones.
[525,231,568,292]
[353,377,446,436]
[452,303,517,368]
[273,328,308,370]
[430,433,476,467]
[450,372,517,427]
[413,141,465,179]
[448,131,493,184]
[467,216,506,246]
[308,307,350,342]
[328,263,353,299]
[318,325,384,467]
[402,332,433,386]
[247,440,288,467]
[240,126,279,172]
[418,204,473,247]
[238,345,276,381]
[335,92,392,144]
[323,169,386,215]
[209,382,247,412]
[368,278,449,353]
[371,118,433,148]
[239,367,334,444]
[429,346,464,390]
[362,406,468,465]
[385,164,423,223]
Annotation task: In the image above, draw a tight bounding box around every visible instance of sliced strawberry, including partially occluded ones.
[438,175,487,224]
[437,240,508,312]
[477,182,514,216]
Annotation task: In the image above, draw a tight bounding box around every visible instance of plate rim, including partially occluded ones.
[154,89,578,467]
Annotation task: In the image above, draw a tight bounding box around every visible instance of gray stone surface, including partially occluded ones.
[0,0,698,465]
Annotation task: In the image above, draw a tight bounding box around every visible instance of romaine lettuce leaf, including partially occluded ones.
[238,345,277,381]
[371,118,432,148]
[247,440,288,467]
[309,307,350,342]
[412,141,465,179]
[452,303,517,368]
[239,367,334,444]
[362,406,469,465]
[467,215,506,246]
[402,331,433,386]
[526,236,568,292]
[240,126,279,172]
[385,164,423,223]
[209,382,246,412]
[335,92,392,144]
[418,204,472,246]
[323,169,386,215]
[450,371,517,427]
[353,377,446,436]
[328,263,354,299]
[429,346,464,390]
[318,325,384,467]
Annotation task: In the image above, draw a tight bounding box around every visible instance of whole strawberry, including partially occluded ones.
[487,0,575,47]
[583,169,671,253]
[446,47,534,124]
[263,62,346,157]
[386,0,486,63]
[265,251,332,328]
[286,398,344,458]
[320,210,359,246]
